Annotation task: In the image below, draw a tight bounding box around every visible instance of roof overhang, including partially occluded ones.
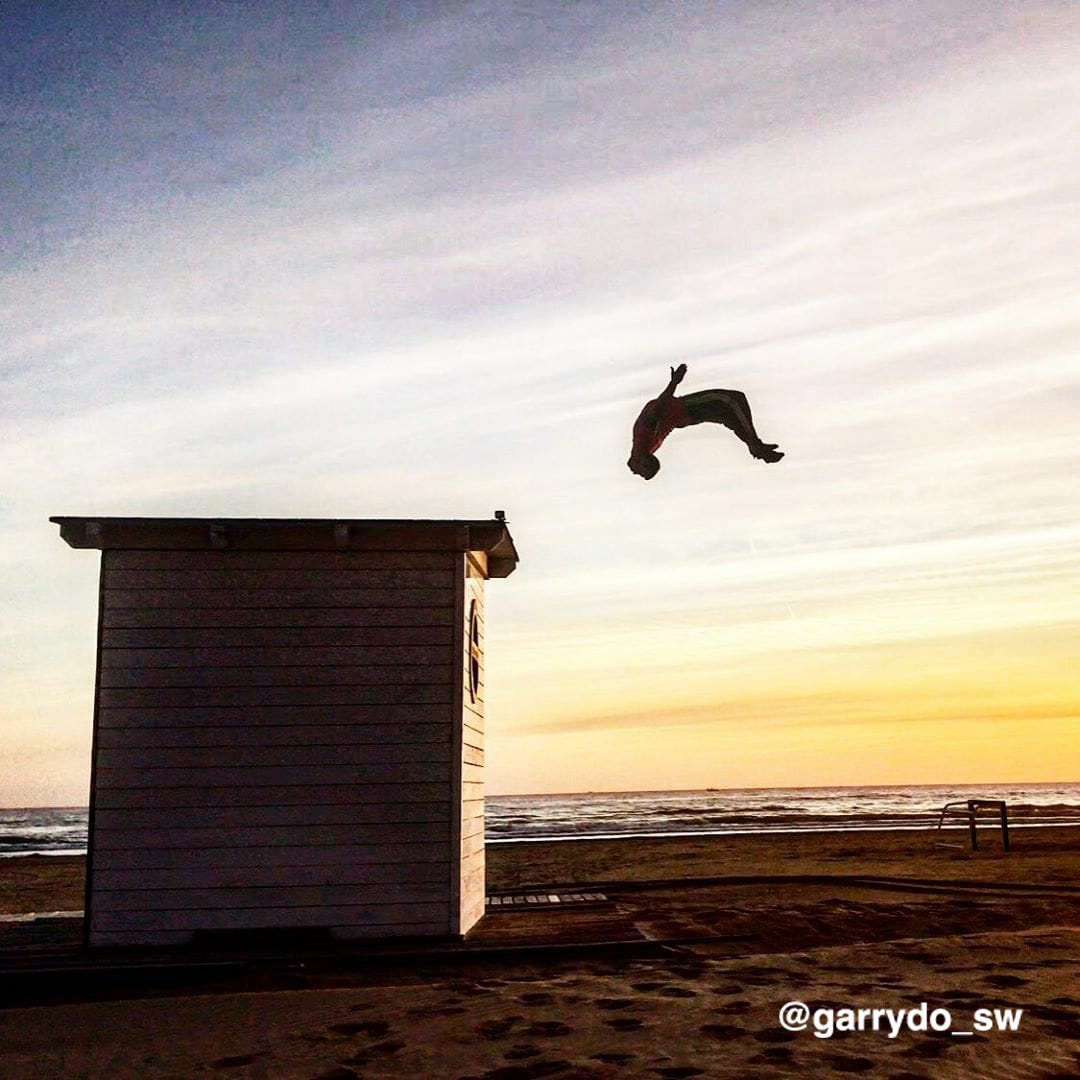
[51,516,519,578]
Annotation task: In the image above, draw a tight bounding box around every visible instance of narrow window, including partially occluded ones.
[468,598,481,704]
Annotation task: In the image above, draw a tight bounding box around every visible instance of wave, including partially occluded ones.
[5,784,1080,851]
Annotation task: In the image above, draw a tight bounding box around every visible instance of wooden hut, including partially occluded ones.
[52,515,518,947]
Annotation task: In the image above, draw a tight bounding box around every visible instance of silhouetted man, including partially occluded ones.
[628,364,783,479]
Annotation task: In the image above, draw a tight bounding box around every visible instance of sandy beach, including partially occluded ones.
[1,827,1079,1078]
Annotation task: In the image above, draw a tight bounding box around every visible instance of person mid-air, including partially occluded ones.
[628,364,784,480]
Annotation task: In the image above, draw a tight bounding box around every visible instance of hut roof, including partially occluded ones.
[51,515,519,577]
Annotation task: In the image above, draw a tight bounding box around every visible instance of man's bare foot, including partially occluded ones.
[753,444,784,463]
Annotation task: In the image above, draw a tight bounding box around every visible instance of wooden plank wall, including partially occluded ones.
[456,554,486,935]
[89,549,459,946]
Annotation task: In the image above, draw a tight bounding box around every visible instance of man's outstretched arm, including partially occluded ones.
[658,363,687,402]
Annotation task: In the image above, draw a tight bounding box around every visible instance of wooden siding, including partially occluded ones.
[91,922,452,947]
[94,783,449,809]
[104,588,454,608]
[92,902,449,933]
[105,551,463,570]
[96,686,453,707]
[87,548,462,945]
[94,802,450,830]
[97,703,450,728]
[454,558,486,935]
[93,861,449,890]
[91,822,452,850]
[91,843,450,870]
[97,664,455,687]
[95,722,450,746]
[102,607,457,630]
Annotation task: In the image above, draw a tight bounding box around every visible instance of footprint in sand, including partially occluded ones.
[900,1038,952,1060]
[592,1052,636,1064]
[606,1017,646,1032]
[740,965,787,980]
[404,1000,465,1018]
[477,1016,524,1039]
[749,1047,794,1065]
[663,964,707,980]
[525,1020,572,1037]
[595,997,636,1010]
[519,992,556,1006]
[753,1028,797,1044]
[631,981,668,992]
[480,1061,572,1080]
[981,974,1030,988]
[713,1000,752,1015]
[739,974,784,987]
[504,1044,542,1060]
[658,986,698,998]
[309,1068,360,1080]
[326,1020,391,1038]
[820,1054,876,1074]
[891,951,941,964]
[699,1023,747,1042]
[1041,1019,1080,1040]
[210,1051,270,1070]
[342,1040,407,1065]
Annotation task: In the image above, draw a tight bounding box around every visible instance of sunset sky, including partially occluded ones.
[3,1,1078,806]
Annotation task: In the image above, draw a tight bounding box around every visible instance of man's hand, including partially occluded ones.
[670,363,687,385]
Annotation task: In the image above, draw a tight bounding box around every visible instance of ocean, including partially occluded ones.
[4,782,1080,856]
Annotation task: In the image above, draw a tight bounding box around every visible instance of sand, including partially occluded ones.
[0,854,84,917]
[1,827,1078,1078]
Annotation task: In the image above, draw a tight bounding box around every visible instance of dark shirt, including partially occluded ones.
[632,394,691,456]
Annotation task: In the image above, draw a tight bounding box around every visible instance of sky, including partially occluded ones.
[2,0,1078,805]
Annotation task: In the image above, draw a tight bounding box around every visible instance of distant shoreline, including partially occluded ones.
[4,819,1080,858]
[489,819,1080,844]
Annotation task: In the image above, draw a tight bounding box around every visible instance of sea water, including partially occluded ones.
[483,782,1080,842]
[4,782,1080,855]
